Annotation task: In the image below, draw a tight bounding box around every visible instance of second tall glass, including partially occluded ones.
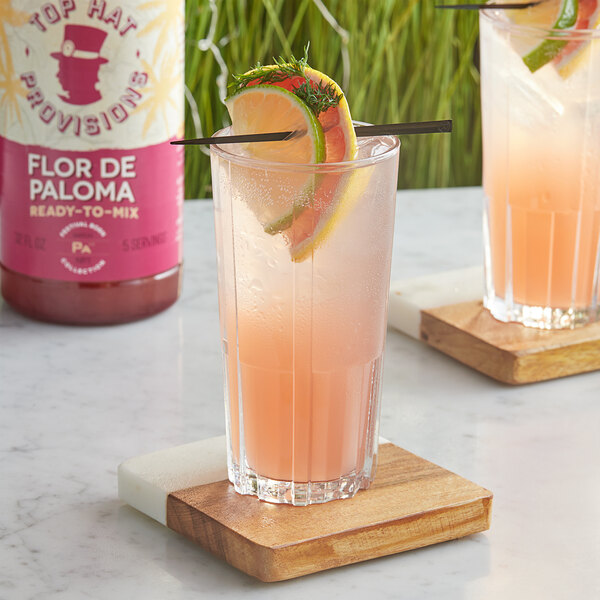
[480,8,600,329]
[210,129,400,505]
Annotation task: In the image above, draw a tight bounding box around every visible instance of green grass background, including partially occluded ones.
[184,0,481,199]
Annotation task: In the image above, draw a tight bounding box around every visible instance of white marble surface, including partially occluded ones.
[1,187,599,599]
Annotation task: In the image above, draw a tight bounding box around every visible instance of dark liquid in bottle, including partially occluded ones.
[1,264,181,325]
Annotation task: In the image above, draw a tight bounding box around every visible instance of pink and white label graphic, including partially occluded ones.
[51,24,110,106]
[0,137,183,282]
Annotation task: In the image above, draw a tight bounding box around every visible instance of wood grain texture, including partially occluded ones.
[166,443,492,582]
[420,300,600,384]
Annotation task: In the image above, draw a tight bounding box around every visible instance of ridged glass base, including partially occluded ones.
[484,294,597,330]
[228,462,373,506]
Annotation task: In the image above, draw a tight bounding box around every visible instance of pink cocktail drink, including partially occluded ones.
[210,133,400,505]
[480,5,600,328]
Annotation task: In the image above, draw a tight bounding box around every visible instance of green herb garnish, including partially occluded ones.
[227,45,341,117]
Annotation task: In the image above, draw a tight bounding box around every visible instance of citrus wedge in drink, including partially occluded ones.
[502,0,579,72]
[502,0,600,77]
[555,0,600,77]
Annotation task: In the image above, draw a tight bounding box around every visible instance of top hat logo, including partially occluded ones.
[51,24,109,106]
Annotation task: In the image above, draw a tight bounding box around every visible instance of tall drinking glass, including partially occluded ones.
[210,129,400,505]
[480,8,600,329]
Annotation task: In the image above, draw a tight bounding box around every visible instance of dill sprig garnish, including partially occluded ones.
[227,46,342,117]
[292,79,342,117]
[228,55,305,92]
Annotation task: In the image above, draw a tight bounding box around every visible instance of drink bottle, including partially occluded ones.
[0,0,184,324]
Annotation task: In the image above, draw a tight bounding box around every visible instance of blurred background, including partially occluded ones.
[183,0,482,199]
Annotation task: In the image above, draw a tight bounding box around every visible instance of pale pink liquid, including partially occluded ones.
[211,135,399,494]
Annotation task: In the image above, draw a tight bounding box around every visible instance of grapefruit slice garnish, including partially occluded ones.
[283,162,373,262]
[227,55,363,261]
[305,66,358,162]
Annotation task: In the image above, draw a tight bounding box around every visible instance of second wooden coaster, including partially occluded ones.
[389,267,600,384]
[421,300,600,384]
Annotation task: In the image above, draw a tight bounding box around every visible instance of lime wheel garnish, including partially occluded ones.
[225,85,325,164]
[224,84,326,234]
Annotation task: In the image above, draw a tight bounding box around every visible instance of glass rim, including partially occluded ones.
[209,120,400,172]
[480,7,600,39]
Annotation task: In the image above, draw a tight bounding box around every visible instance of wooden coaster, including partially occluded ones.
[389,267,600,384]
[421,300,600,384]
[119,436,492,582]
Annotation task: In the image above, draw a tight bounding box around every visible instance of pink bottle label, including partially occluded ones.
[0,137,183,281]
[0,0,185,283]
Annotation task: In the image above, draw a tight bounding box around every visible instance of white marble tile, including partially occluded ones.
[388,266,483,339]
[1,189,599,599]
